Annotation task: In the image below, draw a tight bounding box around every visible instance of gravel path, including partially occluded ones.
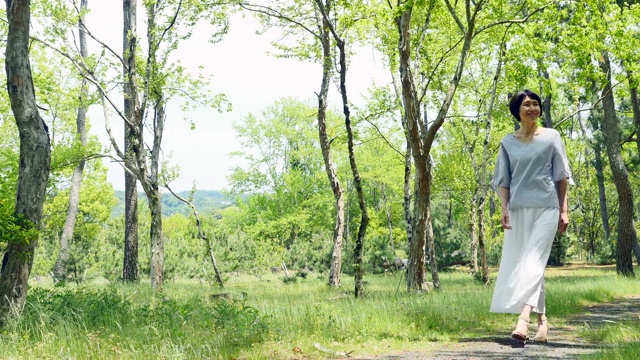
[355,295,640,360]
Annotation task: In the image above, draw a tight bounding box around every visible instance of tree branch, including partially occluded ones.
[444,0,465,33]
[474,2,550,36]
[32,36,132,129]
[239,2,321,39]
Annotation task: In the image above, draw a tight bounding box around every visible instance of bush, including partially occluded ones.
[212,299,270,347]
[17,285,269,357]
[547,234,568,266]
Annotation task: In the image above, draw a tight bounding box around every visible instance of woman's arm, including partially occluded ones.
[499,186,512,230]
[557,178,569,233]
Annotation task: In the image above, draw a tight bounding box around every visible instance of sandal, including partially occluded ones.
[511,315,529,341]
[534,315,549,343]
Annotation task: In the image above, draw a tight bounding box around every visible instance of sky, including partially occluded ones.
[83,2,390,192]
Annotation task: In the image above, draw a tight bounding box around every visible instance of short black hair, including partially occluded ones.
[509,89,542,122]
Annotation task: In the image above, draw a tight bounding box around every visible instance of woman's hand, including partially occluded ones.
[501,212,512,230]
[558,211,569,233]
[498,187,511,230]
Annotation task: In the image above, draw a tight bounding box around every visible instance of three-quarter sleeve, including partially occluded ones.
[492,142,511,189]
[551,132,573,184]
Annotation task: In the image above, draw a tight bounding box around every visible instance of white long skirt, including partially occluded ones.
[490,207,559,314]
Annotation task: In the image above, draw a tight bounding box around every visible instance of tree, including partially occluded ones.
[557,0,638,275]
[0,0,52,320]
[314,0,369,297]
[599,51,635,276]
[53,0,90,283]
[52,0,229,289]
[375,0,549,291]
[239,0,348,287]
[166,185,224,287]
[228,98,338,273]
[122,0,140,282]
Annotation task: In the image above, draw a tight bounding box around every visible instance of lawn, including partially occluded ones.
[0,265,638,359]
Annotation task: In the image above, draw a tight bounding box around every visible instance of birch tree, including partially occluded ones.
[39,0,230,288]
[239,0,348,287]
[53,0,90,283]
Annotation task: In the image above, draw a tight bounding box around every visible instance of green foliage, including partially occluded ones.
[23,287,132,330]
[212,298,269,346]
[111,190,234,218]
[2,285,268,359]
[0,208,39,247]
[364,231,396,274]
[226,98,339,273]
[431,194,471,269]
[34,161,116,279]
[287,233,333,271]
[4,0,639,300]
[548,235,568,266]
[3,267,637,358]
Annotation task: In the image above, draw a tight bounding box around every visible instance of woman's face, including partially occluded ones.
[519,96,540,123]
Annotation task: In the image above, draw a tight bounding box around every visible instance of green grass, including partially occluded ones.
[578,315,640,359]
[0,265,638,359]
[581,343,640,360]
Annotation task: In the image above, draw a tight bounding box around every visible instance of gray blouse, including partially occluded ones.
[493,128,572,209]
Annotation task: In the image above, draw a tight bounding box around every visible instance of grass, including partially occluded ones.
[0,265,638,359]
[578,308,640,360]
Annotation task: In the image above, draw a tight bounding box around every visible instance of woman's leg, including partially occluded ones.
[512,304,533,340]
[534,312,549,342]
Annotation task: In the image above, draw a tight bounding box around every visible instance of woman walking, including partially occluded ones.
[490,89,572,343]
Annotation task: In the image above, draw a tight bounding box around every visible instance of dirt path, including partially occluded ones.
[357,295,640,360]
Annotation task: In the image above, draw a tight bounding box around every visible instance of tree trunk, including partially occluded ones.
[122,0,139,282]
[588,109,611,242]
[54,0,89,283]
[396,1,475,290]
[396,7,430,291]
[143,3,168,291]
[315,0,370,297]
[477,194,489,283]
[477,43,503,284]
[624,70,640,264]
[403,141,412,249]
[627,70,640,154]
[425,161,440,289]
[599,52,636,277]
[0,0,51,321]
[539,67,553,128]
[315,0,345,288]
[147,187,164,290]
[388,57,413,253]
[382,187,395,251]
[469,192,479,273]
[336,43,368,298]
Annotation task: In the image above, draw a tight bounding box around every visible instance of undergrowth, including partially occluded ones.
[0,265,637,359]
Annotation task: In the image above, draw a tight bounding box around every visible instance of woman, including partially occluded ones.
[490,89,572,343]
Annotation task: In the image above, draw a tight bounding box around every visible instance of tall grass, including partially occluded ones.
[0,265,637,359]
[578,311,640,359]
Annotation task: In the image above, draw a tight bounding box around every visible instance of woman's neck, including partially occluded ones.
[518,121,538,136]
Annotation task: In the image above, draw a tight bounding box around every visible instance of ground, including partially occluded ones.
[356,295,640,360]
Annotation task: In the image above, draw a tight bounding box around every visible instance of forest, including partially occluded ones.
[1,0,640,359]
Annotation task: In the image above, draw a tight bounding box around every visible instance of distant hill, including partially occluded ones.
[112,190,236,217]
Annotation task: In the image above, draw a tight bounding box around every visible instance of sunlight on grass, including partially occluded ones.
[0,265,637,359]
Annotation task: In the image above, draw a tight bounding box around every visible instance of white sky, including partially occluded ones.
[83,2,390,192]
